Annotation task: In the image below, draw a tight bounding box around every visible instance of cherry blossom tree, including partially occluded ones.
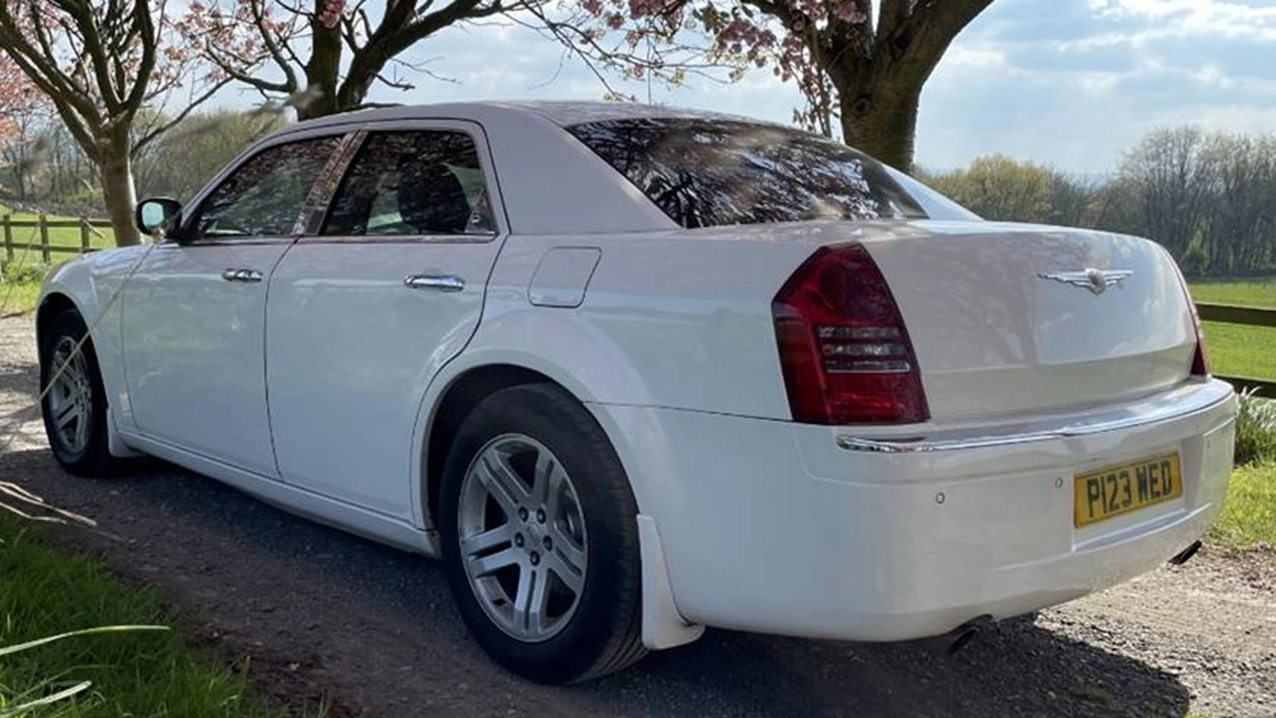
[179,0,532,120]
[580,0,997,170]
[0,1,225,245]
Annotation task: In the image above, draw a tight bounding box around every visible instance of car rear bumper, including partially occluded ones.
[591,379,1237,642]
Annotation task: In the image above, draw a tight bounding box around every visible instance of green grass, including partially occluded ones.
[1189,274,1276,308]
[0,515,300,716]
[1199,321,1276,380]
[1210,462,1276,549]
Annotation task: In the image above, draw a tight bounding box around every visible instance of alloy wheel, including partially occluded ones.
[458,433,588,642]
[46,336,92,456]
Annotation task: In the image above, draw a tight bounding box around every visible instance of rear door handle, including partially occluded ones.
[222,268,263,283]
[404,274,465,292]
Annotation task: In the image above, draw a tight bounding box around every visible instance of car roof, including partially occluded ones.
[288,99,773,132]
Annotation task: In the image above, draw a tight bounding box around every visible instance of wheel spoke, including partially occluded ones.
[512,567,550,635]
[546,535,586,594]
[467,546,521,578]
[460,524,513,557]
[530,451,558,507]
[55,403,82,430]
[476,452,529,515]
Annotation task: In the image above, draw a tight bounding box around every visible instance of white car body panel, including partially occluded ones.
[122,242,290,477]
[36,101,1236,652]
[267,237,505,518]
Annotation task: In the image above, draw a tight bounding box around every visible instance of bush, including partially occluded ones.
[1,259,49,284]
[1235,389,1276,466]
[1,257,49,281]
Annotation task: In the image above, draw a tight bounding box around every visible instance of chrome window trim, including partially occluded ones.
[836,381,1235,453]
[301,233,497,246]
[303,119,506,245]
[158,238,296,248]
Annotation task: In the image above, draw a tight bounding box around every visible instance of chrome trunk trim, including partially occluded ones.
[836,380,1235,454]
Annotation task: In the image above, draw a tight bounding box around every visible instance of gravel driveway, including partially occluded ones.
[2,314,1274,717]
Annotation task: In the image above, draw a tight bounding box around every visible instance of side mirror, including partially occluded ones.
[135,197,182,239]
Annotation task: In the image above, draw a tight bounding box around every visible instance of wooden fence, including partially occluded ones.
[1,214,112,263]
[1197,303,1276,398]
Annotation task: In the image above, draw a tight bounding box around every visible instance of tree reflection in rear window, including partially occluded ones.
[566,118,931,229]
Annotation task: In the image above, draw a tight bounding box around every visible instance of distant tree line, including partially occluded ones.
[0,109,283,213]
[919,126,1276,276]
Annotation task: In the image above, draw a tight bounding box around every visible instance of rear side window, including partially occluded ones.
[323,131,495,237]
[195,136,341,240]
[566,118,931,229]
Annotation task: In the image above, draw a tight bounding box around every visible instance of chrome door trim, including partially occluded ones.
[404,274,465,292]
[221,268,264,283]
[836,383,1235,454]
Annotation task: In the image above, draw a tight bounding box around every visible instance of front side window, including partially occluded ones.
[567,118,935,229]
[194,136,341,240]
[322,131,495,237]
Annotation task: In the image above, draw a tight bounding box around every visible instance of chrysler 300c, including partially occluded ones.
[36,101,1237,683]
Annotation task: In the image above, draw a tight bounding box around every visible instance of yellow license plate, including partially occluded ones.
[1074,453,1183,527]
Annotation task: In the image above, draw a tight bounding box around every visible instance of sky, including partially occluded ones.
[271,0,1276,174]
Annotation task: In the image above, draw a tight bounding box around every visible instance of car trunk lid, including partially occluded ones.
[859,221,1197,421]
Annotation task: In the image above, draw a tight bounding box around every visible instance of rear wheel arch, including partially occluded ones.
[423,364,575,530]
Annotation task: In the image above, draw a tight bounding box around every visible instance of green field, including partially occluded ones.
[1189,274,1276,308]
[1188,274,1275,382]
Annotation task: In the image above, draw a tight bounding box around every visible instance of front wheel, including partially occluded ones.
[439,383,646,683]
[39,309,120,476]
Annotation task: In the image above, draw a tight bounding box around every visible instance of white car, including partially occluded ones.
[37,101,1237,683]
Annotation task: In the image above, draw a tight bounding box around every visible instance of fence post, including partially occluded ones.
[79,216,91,253]
[2,214,11,262]
[38,213,51,263]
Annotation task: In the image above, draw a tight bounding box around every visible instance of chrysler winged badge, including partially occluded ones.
[1036,268,1134,295]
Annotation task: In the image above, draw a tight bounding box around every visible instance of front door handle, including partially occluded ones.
[222,268,263,283]
[404,274,465,292]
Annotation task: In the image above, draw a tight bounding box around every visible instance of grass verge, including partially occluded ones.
[1210,462,1276,550]
[0,515,295,716]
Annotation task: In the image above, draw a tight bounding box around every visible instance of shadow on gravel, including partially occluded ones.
[0,357,38,396]
[0,447,1192,718]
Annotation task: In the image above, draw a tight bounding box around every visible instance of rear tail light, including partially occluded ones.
[772,243,929,424]
[1167,254,1210,378]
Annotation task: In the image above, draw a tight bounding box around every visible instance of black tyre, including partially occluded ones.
[439,383,646,683]
[39,309,119,476]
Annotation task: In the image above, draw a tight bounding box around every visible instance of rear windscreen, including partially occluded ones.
[566,118,934,229]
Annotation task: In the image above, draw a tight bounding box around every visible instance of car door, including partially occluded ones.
[266,123,506,518]
[122,131,349,477]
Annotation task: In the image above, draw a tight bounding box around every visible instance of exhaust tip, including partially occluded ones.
[1169,539,1203,566]
[942,614,993,655]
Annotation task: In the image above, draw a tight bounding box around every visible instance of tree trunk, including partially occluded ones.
[838,77,924,172]
[298,16,343,120]
[99,133,140,247]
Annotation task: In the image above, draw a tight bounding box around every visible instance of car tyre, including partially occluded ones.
[439,383,646,683]
[39,309,119,476]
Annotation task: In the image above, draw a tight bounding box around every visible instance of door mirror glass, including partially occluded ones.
[136,198,182,238]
